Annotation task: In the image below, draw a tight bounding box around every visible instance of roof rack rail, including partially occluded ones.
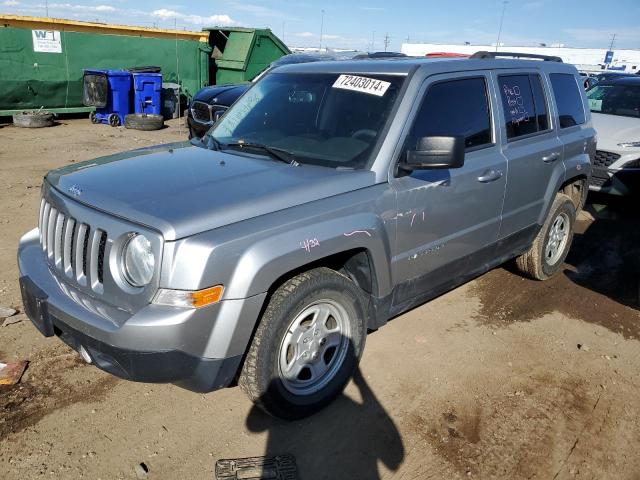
[470,51,563,62]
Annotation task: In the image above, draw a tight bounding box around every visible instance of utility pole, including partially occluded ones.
[495,1,508,52]
[383,33,391,52]
[45,0,49,17]
[609,33,616,50]
[319,10,325,51]
[282,21,285,43]
[369,31,376,52]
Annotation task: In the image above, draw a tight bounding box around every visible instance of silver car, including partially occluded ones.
[587,76,640,195]
[18,53,594,419]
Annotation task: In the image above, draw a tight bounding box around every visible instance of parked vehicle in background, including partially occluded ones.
[587,76,640,195]
[19,53,593,420]
[595,71,637,83]
[579,71,599,90]
[186,53,339,138]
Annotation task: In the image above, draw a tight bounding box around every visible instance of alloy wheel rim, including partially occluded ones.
[545,212,570,265]
[278,299,350,396]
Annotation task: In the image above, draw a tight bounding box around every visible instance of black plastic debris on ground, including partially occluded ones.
[215,454,298,480]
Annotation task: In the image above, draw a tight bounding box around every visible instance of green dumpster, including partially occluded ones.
[206,27,290,85]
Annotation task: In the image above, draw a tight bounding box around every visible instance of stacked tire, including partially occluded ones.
[124,114,164,131]
[13,111,54,128]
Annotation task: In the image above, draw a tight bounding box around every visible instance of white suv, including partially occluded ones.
[587,76,640,195]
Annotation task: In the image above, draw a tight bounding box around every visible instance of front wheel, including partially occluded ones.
[515,193,576,280]
[239,267,367,420]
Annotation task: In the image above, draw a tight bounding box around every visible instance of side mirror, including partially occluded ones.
[403,136,465,170]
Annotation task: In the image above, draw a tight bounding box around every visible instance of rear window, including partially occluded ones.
[549,73,586,128]
[498,74,549,139]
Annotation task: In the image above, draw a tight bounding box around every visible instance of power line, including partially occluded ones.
[319,10,325,51]
[495,1,508,52]
[383,33,391,52]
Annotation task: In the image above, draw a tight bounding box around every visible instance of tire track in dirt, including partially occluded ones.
[0,345,118,441]
[471,211,640,339]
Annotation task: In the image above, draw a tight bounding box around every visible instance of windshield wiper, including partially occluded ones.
[222,142,299,166]
[204,133,223,151]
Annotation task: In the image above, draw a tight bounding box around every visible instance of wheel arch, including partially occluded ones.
[560,174,589,211]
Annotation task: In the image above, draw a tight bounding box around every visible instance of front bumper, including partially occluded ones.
[589,167,640,196]
[18,228,266,392]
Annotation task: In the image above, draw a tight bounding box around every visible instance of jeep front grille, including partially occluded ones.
[38,199,107,291]
[593,150,621,168]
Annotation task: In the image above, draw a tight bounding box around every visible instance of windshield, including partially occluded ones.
[587,83,640,118]
[209,72,406,169]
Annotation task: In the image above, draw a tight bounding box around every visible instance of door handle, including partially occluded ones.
[542,152,560,163]
[477,169,503,183]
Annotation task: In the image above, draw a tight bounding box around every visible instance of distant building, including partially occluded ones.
[401,43,640,72]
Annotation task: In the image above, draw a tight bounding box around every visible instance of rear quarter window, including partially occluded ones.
[549,73,586,128]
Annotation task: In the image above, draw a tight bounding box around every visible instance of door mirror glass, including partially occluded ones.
[403,136,465,170]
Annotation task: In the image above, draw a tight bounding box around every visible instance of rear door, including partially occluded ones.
[548,72,594,186]
[390,72,506,306]
[494,70,564,240]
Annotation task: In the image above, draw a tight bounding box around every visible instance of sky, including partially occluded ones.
[1,0,639,51]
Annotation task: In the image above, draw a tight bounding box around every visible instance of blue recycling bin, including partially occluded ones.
[83,69,132,126]
[132,73,163,115]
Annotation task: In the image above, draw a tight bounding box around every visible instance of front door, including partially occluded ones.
[390,72,506,307]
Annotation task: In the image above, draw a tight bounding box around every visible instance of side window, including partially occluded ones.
[530,75,549,131]
[499,75,538,138]
[498,74,549,139]
[549,73,586,128]
[404,77,492,153]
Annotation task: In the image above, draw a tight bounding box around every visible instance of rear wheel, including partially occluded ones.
[239,267,367,420]
[515,193,576,280]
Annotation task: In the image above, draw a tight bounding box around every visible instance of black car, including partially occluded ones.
[595,71,638,83]
[186,53,342,138]
[186,83,249,138]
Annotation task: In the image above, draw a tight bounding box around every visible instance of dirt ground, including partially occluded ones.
[1,117,639,480]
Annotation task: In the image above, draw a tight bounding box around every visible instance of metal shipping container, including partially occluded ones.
[0,15,211,115]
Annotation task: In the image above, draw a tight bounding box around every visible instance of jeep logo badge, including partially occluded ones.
[68,185,82,197]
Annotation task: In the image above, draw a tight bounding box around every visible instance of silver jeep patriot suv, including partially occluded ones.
[18,52,595,419]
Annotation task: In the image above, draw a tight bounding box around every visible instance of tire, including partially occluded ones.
[239,267,367,420]
[89,111,98,124]
[515,193,576,280]
[12,111,54,128]
[124,113,164,131]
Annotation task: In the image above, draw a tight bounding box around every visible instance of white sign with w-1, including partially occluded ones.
[32,30,62,53]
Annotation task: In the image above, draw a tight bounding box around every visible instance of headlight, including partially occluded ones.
[122,234,155,287]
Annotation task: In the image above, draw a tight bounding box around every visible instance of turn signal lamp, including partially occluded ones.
[153,285,224,309]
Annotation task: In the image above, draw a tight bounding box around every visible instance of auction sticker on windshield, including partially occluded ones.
[333,75,391,97]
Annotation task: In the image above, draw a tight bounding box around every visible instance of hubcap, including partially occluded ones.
[278,299,350,395]
[545,212,570,265]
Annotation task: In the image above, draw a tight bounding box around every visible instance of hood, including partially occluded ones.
[192,83,250,106]
[592,112,640,146]
[46,142,375,241]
